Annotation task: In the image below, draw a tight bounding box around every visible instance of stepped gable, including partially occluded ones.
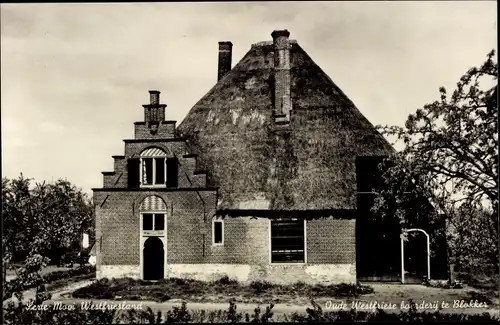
[177,30,394,212]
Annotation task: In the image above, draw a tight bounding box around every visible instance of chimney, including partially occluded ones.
[218,41,233,82]
[144,90,166,124]
[271,30,291,124]
[150,90,160,105]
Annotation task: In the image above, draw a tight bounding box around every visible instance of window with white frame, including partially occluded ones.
[270,218,305,263]
[212,217,224,245]
[140,148,167,187]
[142,213,165,231]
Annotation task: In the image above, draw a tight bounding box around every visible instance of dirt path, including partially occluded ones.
[3,279,95,306]
[50,279,95,300]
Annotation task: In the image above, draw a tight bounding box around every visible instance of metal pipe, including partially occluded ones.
[401,233,405,284]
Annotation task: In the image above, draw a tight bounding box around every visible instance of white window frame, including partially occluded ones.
[212,217,224,246]
[141,212,166,231]
[269,218,307,265]
[140,157,167,188]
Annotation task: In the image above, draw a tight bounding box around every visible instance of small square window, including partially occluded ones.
[213,220,224,245]
[143,214,153,230]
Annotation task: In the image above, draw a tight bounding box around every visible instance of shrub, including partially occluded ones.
[166,301,192,323]
[2,299,499,324]
[423,278,464,289]
[250,280,273,294]
[215,275,239,286]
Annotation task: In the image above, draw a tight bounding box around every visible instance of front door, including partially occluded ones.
[143,237,164,280]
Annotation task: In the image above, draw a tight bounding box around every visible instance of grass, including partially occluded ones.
[5,264,86,282]
[72,276,374,303]
[45,272,95,292]
[3,265,96,301]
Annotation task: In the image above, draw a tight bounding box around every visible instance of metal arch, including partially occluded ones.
[400,228,431,284]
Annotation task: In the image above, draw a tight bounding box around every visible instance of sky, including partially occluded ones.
[1,2,497,197]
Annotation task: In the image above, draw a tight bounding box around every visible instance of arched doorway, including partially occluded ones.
[143,237,164,281]
[401,228,430,284]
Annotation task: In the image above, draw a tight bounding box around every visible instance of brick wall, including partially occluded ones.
[206,217,269,264]
[306,218,356,264]
[102,140,209,189]
[95,190,216,266]
[96,191,356,267]
[166,192,207,263]
[134,121,176,140]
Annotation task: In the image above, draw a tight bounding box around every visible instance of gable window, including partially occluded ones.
[212,217,224,245]
[142,157,166,185]
[142,213,165,231]
[270,218,305,263]
[140,148,167,187]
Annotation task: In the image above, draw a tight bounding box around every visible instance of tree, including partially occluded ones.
[2,175,94,267]
[374,50,498,279]
[3,175,94,303]
[30,179,94,266]
[2,175,34,280]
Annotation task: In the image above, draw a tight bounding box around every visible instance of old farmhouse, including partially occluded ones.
[92,30,448,284]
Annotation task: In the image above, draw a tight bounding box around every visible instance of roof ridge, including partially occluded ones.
[251,39,298,48]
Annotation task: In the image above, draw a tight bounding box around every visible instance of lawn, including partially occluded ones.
[5,264,86,282]
[72,277,374,303]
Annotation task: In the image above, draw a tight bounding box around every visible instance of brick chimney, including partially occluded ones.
[271,30,291,124]
[218,41,233,82]
[144,90,166,123]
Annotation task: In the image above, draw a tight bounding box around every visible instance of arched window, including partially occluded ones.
[139,195,167,232]
[140,147,167,187]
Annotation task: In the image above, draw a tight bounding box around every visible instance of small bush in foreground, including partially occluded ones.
[3,299,498,324]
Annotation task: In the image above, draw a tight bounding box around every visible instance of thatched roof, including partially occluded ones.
[177,35,394,211]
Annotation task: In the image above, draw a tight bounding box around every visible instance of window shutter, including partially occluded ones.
[166,158,178,188]
[127,158,140,188]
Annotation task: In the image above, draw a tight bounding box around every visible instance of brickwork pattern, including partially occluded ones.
[102,140,210,189]
[134,122,176,140]
[95,190,216,266]
[306,218,356,264]
[206,217,269,264]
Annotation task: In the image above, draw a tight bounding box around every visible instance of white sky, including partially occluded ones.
[1,2,497,196]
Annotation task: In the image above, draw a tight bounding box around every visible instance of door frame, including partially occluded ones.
[401,228,430,284]
[140,211,167,280]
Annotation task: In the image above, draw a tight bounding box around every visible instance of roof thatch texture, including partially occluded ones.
[177,39,394,211]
